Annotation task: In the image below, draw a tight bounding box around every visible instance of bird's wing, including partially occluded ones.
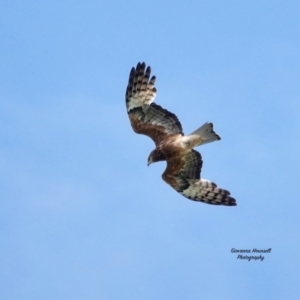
[126,62,183,146]
[162,150,236,206]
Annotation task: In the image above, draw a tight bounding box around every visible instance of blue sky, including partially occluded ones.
[1,1,300,299]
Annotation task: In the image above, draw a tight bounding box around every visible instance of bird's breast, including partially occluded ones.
[161,135,187,159]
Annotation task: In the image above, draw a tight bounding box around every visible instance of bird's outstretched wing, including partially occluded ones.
[162,150,236,206]
[126,62,183,146]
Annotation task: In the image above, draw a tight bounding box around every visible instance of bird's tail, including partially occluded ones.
[187,122,221,147]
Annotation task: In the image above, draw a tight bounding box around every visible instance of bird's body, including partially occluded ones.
[126,62,236,206]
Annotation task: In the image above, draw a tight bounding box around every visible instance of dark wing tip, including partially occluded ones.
[203,195,237,206]
[136,62,146,71]
[226,196,237,206]
[128,67,136,81]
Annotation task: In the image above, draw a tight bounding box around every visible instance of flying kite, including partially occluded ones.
[126,62,236,206]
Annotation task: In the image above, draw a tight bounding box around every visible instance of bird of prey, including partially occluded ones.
[125,62,236,206]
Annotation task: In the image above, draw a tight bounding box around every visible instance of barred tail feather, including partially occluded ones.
[188,122,221,146]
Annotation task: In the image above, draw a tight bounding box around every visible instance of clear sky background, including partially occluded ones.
[1,1,299,299]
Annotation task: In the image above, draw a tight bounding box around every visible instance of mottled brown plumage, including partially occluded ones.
[126,62,236,206]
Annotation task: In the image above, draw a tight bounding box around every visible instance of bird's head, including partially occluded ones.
[147,149,166,166]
